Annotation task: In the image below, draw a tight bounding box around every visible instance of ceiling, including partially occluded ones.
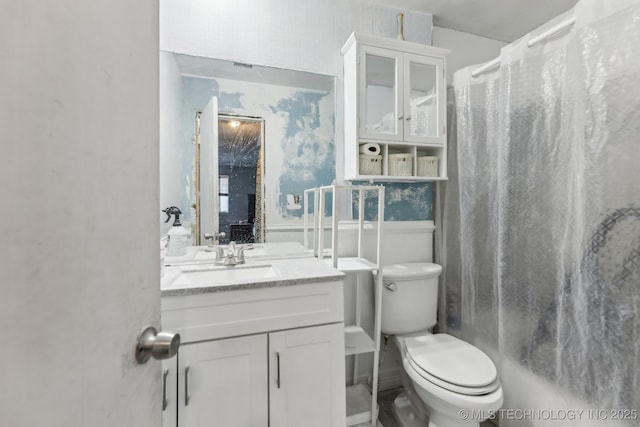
[385,0,579,42]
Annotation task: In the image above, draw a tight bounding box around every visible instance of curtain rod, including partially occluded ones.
[527,16,576,48]
[471,16,576,78]
[471,57,500,78]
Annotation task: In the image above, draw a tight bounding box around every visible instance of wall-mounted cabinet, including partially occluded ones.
[342,33,450,181]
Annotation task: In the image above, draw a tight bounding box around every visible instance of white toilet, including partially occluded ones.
[379,263,503,427]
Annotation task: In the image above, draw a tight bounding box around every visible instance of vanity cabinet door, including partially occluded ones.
[178,334,268,427]
[269,323,346,427]
[163,358,179,427]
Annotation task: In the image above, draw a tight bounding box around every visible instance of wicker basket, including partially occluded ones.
[388,153,413,176]
[417,156,439,177]
[359,154,382,175]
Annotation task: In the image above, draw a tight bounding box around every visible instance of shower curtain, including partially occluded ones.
[441,0,640,424]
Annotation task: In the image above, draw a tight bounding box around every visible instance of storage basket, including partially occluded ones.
[359,154,382,175]
[418,156,438,177]
[388,153,413,176]
[417,156,439,177]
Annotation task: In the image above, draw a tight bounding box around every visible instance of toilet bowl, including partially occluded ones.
[396,333,503,427]
[378,263,503,427]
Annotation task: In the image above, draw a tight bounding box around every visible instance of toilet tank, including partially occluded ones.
[377,263,442,335]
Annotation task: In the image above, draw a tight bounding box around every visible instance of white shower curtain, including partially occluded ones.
[442,0,640,424]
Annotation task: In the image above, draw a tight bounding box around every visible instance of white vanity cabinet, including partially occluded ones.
[342,33,450,181]
[161,279,346,427]
[178,334,268,427]
[269,323,346,426]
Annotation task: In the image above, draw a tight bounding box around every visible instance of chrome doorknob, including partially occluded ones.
[135,326,180,364]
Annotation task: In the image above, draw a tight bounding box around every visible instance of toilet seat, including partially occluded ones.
[403,334,499,396]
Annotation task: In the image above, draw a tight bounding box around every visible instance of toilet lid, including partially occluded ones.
[404,334,498,392]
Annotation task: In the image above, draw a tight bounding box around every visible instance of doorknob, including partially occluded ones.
[135,326,180,364]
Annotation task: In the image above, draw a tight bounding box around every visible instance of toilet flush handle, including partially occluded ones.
[384,282,398,292]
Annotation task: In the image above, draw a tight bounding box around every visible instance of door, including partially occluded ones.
[200,111,265,245]
[179,335,268,427]
[358,45,403,142]
[403,53,445,144]
[269,324,346,427]
[199,96,220,244]
[1,0,162,426]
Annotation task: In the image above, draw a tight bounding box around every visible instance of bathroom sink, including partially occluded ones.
[168,264,279,287]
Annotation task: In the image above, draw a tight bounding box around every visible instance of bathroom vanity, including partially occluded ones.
[160,253,346,427]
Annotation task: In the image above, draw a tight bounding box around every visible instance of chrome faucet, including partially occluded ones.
[222,241,246,266]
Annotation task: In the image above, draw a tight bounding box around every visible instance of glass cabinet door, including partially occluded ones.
[358,46,403,141]
[404,53,444,144]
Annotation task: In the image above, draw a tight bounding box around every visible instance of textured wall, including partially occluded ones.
[160,0,433,76]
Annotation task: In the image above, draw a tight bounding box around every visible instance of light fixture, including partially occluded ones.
[230,120,240,128]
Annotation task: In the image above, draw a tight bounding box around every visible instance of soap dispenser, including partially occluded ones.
[163,206,190,256]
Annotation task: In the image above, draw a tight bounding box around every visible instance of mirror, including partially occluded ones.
[160,52,336,243]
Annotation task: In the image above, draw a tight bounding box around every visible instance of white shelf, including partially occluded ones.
[305,184,384,427]
[345,325,376,356]
[345,174,447,182]
[322,257,378,272]
[346,384,376,426]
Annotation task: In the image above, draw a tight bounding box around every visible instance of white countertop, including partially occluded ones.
[161,257,345,296]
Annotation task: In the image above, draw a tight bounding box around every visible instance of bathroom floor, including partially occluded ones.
[377,388,496,427]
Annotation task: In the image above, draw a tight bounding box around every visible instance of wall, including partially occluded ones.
[160,0,433,76]
[432,26,507,83]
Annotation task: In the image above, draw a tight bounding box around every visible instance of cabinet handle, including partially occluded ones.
[406,115,412,121]
[185,366,190,406]
[276,352,281,389]
[162,369,169,411]
[397,115,404,120]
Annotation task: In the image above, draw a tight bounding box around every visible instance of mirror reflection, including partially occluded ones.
[216,115,263,244]
[160,52,336,244]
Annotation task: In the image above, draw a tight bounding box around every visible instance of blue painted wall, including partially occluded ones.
[352,182,434,221]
